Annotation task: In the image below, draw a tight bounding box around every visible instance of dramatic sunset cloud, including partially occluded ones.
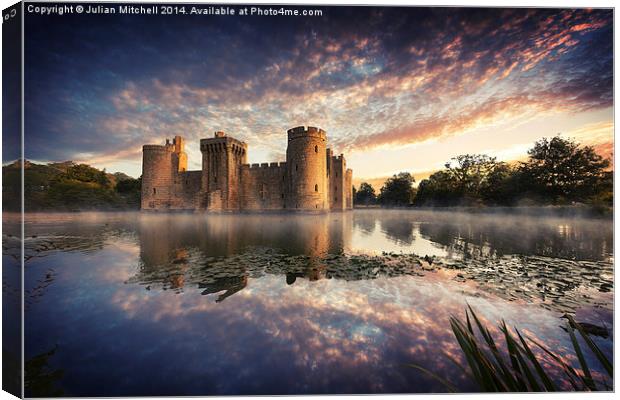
[21,6,613,182]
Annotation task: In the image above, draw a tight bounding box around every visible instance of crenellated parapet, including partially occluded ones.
[142,144,172,152]
[141,125,352,213]
[200,132,247,156]
[241,162,287,170]
[287,126,327,142]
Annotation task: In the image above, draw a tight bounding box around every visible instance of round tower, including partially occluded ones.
[141,143,175,210]
[285,126,327,210]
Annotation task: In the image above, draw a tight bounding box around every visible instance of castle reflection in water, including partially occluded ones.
[126,210,612,304]
[136,213,354,298]
[19,210,613,308]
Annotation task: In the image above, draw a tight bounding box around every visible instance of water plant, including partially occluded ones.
[409,306,613,392]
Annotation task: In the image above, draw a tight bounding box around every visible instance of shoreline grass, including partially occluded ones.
[410,306,613,392]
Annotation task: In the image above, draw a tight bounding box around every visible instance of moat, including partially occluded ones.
[5,210,613,395]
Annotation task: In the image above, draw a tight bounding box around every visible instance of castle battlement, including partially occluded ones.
[287,126,327,141]
[241,161,286,170]
[142,144,172,152]
[200,133,247,153]
[142,125,352,212]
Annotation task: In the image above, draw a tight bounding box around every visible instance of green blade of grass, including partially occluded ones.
[404,364,458,393]
[466,307,521,390]
[500,321,530,390]
[466,309,474,334]
[526,335,583,390]
[515,328,558,391]
[566,315,613,377]
[450,318,488,389]
[443,351,473,379]
[502,323,542,391]
[451,317,503,391]
[452,316,508,391]
[567,325,596,390]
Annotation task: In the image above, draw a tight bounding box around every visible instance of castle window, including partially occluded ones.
[295,164,298,171]
[314,145,318,153]
[281,194,284,199]
[315,184,318,192]
[153,188,156,195]
[335,186,338,191]
[335,196,338,202]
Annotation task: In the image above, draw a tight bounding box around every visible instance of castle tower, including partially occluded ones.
[200,131,247,211]
[172,136,187,173]
[328,153,350,210]
[285,126,327,210]
[141,139,177,210]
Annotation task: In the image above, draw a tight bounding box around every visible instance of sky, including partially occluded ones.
[20,5,613,186]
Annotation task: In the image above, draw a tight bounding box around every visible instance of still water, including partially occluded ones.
[6,210,614,395]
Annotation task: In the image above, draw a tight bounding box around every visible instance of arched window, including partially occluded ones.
[315,145,318,153]
[315,184,318,192]
[295,164,298,171]
[153,188,156,195]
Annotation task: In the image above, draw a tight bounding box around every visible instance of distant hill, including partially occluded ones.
[2,160,141,211]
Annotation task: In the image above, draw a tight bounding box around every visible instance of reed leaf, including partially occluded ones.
[408,308,613,393]
[566,314,613,377]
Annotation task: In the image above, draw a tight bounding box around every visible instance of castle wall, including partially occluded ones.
[142,136,195,211]
[285,126,327,211]
[141,127,352,213]
[200,132,247,211]
[328,155,347,210]
[169,170,202,210]
[239,163,287,210]
[142,145,175,210]
[345,168,353,210]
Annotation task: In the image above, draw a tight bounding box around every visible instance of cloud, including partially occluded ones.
[22,7,612,175]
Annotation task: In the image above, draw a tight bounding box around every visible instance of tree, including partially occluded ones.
[414,154,508,206]
[378,172,415,206]
[520,136,610,204]
[413,171,460,206]
[115,177,141,193]
[354,182,377,205]
[62,164,111,187]
[480,163,520,206]
[444,154,502,204]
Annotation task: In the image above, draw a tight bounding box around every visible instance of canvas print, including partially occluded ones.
[1,1,614,397]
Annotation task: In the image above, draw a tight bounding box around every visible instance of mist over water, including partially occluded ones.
[6,210,613,395]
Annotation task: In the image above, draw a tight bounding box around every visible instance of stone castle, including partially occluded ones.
[141,126,353,212]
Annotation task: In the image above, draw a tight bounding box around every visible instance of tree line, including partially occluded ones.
[353,136,612,208]
[2,161,142,211]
